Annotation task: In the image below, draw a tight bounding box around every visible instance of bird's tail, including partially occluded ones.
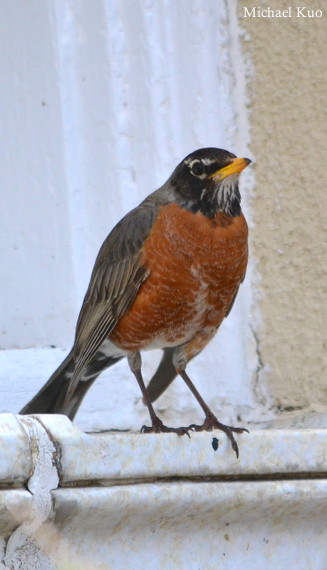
[146,347,198,403]
[20,347,181,421]
[146,347,178,403]
[20,350,122,420]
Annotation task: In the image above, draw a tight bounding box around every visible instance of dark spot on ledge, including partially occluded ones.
[212,437,219,451]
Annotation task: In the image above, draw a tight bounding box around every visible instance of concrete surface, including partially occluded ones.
[239,1,327,413]
[1,414,327,569]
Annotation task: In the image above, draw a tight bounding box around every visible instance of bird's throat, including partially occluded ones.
[192,180,241,218]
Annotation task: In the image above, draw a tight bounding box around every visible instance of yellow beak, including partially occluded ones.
[210,157,252,181]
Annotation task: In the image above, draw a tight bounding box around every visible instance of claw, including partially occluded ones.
[141,417,193,438]
[189,413,249,458]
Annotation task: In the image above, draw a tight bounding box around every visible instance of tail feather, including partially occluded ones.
[20,351,75,416]
[20,351,122,420]
[21,345,183,421]
[146,347,178,403]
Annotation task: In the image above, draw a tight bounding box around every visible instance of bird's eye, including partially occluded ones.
[190,161,204,176]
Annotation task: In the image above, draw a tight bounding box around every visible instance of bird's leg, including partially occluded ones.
[177,366,249,458]
[127,352,192,437]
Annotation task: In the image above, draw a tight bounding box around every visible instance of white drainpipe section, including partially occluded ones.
[1,413,327,569]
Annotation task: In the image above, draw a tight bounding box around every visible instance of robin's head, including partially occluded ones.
[170,148,251,217]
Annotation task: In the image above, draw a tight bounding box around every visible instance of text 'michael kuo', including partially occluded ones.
[242,6,323,18]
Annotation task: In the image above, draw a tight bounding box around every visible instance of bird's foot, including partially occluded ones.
[189,412,249,458]
[141,417,193,438]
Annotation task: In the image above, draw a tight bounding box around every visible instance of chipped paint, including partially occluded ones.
[0,415,327,567]
[3,417,59,569]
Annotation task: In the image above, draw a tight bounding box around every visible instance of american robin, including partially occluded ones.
[21,148,251,457]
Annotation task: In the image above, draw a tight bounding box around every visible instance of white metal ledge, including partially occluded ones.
[1,414,327,569]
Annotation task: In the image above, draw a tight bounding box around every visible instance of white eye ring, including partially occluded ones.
[189,160,205,178]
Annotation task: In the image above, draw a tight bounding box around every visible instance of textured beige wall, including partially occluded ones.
[239,1,327,414]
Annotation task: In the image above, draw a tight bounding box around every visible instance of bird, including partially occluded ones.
[20,147,251,457]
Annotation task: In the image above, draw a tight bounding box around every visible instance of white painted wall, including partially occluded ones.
[0,0,258,431]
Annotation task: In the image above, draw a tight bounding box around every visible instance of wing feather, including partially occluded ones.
[64,196,161,404]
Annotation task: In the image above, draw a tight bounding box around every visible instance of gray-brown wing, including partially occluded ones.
[73,260,149,374]
[64,198,160,403]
